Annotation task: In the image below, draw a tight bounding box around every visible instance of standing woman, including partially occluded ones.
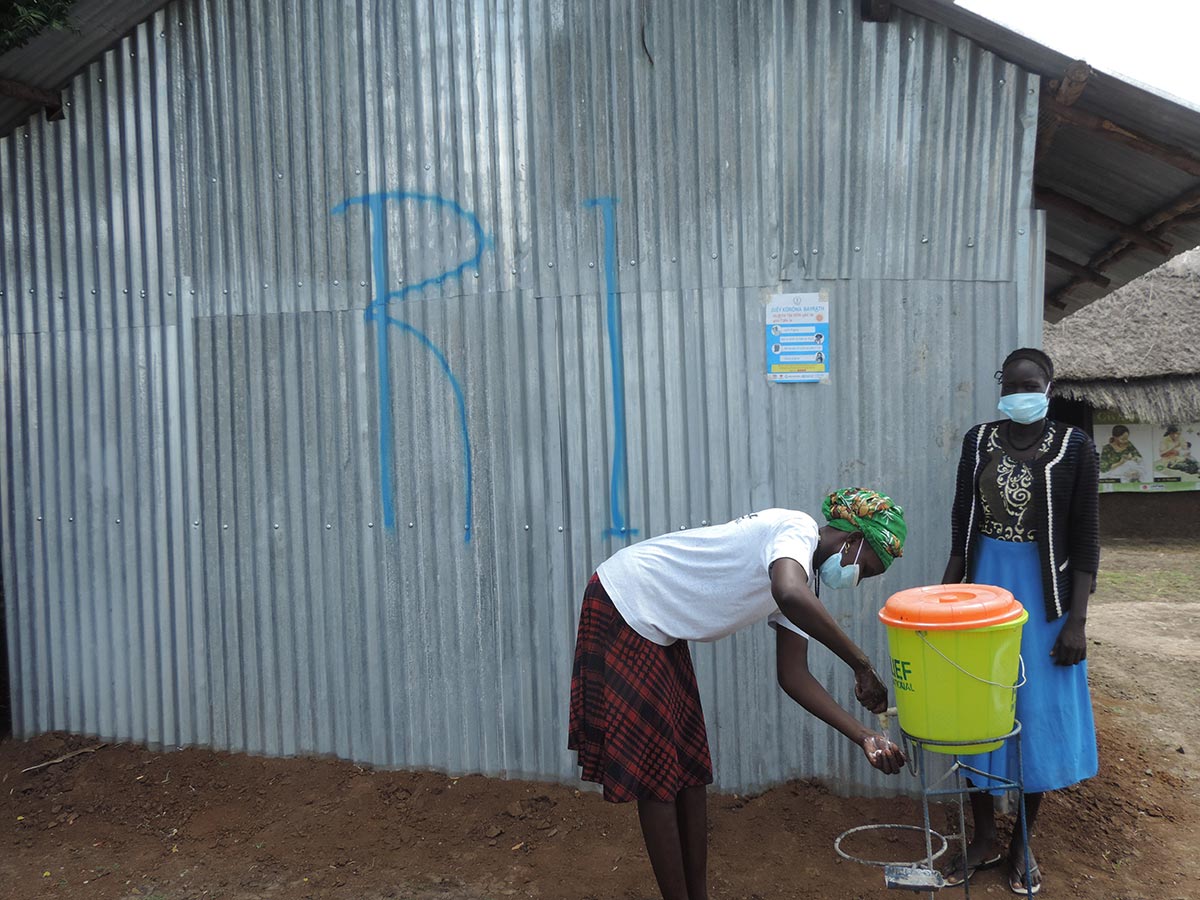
[941,348,1100,895]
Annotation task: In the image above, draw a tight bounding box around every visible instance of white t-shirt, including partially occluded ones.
[596,508,819,645]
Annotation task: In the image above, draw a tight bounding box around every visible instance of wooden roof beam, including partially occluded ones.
[1046,251,1111,287]
[0,79,63,122]
[1036,61,1092,162]
[1044,96,1200,177]
[1048,182,1200,308]
[1036,188,1173,256]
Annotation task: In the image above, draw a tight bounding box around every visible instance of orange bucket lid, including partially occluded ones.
[878,583,1025,631]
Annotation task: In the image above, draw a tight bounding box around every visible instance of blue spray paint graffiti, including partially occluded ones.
[583,197,638,538]
[331,192,486,539]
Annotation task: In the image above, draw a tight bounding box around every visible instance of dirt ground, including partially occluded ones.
[2,538,1197,900]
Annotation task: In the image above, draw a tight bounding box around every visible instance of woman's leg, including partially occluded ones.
[638,796,689,900]
[1008,792,1044,892]
[945,782,1000,884]
[967,786,999,860]
[676,785,709,900]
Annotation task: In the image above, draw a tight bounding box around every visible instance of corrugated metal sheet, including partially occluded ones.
[1,0,1040,796]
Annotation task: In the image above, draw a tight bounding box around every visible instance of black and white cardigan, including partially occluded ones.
[950,420,1100,622]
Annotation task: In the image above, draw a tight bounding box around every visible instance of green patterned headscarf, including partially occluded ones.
[822,487,906,571]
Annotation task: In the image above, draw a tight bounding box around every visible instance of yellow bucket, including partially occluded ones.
[879,584,1027,754]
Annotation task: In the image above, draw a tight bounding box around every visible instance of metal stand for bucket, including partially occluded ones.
[834,720,1034,896]
[898,720,1035,899]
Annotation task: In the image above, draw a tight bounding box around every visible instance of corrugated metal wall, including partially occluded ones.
[0,0,1040,795]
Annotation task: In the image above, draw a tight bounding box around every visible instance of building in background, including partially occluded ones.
[1046,249,1200,538]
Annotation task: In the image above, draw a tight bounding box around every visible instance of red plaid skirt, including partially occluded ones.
[568,574,713,803]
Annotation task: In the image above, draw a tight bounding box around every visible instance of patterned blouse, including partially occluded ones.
[978,423,1058,542]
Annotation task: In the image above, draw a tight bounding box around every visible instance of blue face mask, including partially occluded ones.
[998,389,1050,425]
[819,540,863,590]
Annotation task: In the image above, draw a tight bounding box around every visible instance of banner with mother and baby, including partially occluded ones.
[1094,410,1200,492]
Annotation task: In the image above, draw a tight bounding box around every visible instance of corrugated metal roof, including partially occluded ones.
[892,0,1200,320]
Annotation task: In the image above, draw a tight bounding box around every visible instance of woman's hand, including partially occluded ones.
[854,666,889,713]
[1051,620,1087,666]
[860,733,906,775]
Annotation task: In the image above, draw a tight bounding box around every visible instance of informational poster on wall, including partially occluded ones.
[765,292,829,383]
[1094,410,1200,492]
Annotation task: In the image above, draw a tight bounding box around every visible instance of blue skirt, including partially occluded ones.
[958,535,1098,794]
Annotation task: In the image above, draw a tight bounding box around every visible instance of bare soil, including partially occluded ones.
[2,539,1196,900]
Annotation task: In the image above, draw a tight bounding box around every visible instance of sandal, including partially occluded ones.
[1008,857,1042,896]
[942,850,1003,888]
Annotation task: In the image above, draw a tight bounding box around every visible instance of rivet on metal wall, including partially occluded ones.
[263,283,269,289]
[298,281,303,287]
[548,262,554,268]
[558,526,564,532]
[368,522,374,527]
[524,525,530,530]
[999,79,1006,85]
[276,172,283,179]
[511,269,517,275]
[333,280,339,285]
[325,523,332,530]
[211,177,217,183]
[36,516,42,522]
[473,272,479,278]
[193,520,199,527]
[274,523,279,529]
[360,281,367,287]
[140,290,146,298]
[1018,229,1026,236]
[424,164,431,171]
[710,252,717,259]
[812,248,819,254]
[854,246,861,252]
[630,259,637,266]
[68,517,74,523]
[702,520,709,525]
[952,56,959,63]
[409,522,415,528]
[167,290,173,296]
[223,289,228,294]
[223,524,228,530]
[921,236,929,244]
[793,249,800,256]
[671,257,677,263]
[115,518,121,525]
[588,261,594,268]
[123,288,129,294]
[967,238,975,248]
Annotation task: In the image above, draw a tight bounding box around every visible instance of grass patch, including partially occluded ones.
[1098,567,1197,602]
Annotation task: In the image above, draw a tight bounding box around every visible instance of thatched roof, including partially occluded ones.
[1045,248,1200,422]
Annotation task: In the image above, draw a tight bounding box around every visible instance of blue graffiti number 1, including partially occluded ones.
[583,197,637,539]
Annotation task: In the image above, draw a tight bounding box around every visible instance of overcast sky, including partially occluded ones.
[959,0,1200,108]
